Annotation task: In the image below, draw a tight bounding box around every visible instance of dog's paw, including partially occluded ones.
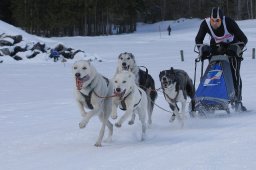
[148,119,152,125]
[169,115,175,122]
[79,120,87,129]
[94,143,102,147]
[190,111,197,117]
[111,114,118,120]
[115,122,122,128]
[141,136,145,141]
[128,120,134,125]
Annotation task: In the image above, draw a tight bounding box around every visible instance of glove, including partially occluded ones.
[199,45,211,60]
[226,44,242,57]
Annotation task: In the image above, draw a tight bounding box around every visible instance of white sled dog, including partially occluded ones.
[114,52,157,125]
[159,67,195,127]
[73,60,113,147]
[112,71,148,141]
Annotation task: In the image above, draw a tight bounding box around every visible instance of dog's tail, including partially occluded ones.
[139,66,148,85]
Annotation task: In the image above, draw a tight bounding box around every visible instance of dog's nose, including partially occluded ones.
[115,88,121,92]
[75,73,80,78]
[163,77,167,81]
[122,62,126,66]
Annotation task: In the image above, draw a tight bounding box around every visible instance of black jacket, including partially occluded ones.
[195,16,248,46]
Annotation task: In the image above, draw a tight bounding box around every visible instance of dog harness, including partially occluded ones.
[206,16,234,43]
[80,91,94,109]
[119,89,142,111]
[80,76,109,110]
[164,89,180,104]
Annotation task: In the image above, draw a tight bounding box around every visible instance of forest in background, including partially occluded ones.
[0,0,255,37]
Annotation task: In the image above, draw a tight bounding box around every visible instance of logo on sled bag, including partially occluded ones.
[204,69,223,86]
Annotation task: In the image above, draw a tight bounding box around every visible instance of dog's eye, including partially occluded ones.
[82,67,87,70]
[122,81,126,83]
[74,66,77,70]
[120,57,123,60]
[127,57,130,60]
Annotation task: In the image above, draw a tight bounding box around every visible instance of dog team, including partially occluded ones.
[73,52,194,146]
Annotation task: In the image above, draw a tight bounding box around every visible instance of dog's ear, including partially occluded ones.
[170,67,177,78]
[129,53,135,60]
[159,71,163,78]
[118,53,123,59]
[84,59,91,65]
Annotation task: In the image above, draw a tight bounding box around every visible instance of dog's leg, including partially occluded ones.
[95,118,106,147]
[170,113,176,122]
[104,99,113,143]
[79,110,95,128]
[142,93,150,128]
[175,102,185,128]
[147,95,153,125]
[181,101,186,115]
[77,102,89,128]
[176,114,184,128]
[104,120,113,142]
[111,101,118,119]
[98,112,113,143]
[95,101,111,147]
[115,108,133,127]
[137,109,146,141]
[79,104,101,128]
[128,113,136,125]
[169,103,177,122]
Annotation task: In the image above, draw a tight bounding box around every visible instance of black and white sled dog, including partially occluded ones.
[159,67,195,126]
[73,60,113,147]
[112,71,148,141]
[114,52,157,125]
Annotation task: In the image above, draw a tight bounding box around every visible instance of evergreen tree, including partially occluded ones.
[1,0,255,36]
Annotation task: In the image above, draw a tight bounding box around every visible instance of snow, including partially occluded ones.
[1,18,256,170]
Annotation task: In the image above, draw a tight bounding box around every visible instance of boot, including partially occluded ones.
[241,103,247,112]
[235,102,247,112]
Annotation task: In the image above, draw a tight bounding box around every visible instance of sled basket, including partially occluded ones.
[194,55,236,112]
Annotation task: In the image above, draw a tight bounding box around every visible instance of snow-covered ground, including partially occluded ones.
[1,18,256,170]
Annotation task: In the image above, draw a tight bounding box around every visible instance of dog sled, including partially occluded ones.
[190,43,246,116]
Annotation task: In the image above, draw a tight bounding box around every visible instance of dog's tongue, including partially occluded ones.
[114,91,121,96]
[114,89,126,97]
[76,78,83,90]
[122,66,129,70]
[75,75,90,90]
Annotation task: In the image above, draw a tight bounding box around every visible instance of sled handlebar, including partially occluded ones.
[232,42,247,54]
[194,44,206,62]
[194,42,247,61]
[194,44,203,54]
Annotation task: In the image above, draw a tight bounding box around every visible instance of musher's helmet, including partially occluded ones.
[210,7,223,29]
